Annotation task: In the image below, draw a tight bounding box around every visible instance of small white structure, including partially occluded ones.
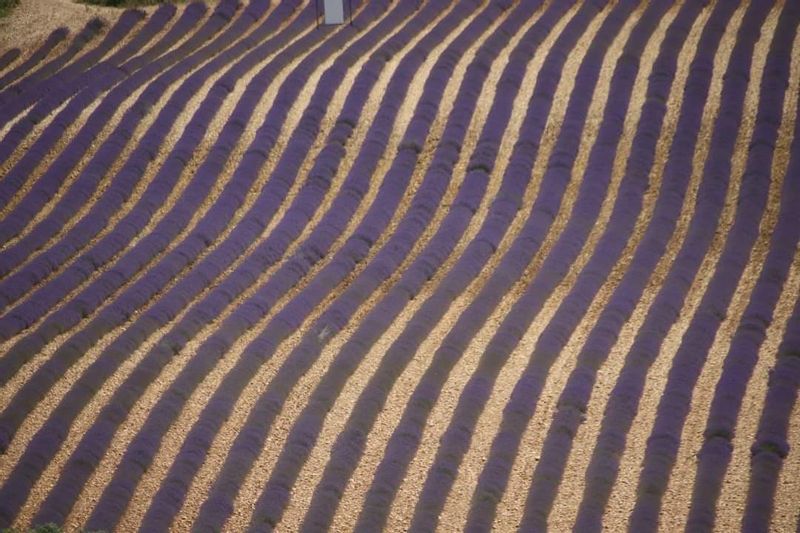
[324,0,345,25]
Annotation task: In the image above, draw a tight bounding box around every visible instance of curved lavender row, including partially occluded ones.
[0,0,231,245]
[0,7,206,240]
[741,286,800,531]
[0,0,257,349]
[0,2,272,320]
[0,17,105,109]
[68,0,471,523]
[514,0,732,528]
[0,2,201,187]
[31,1,390,525]
[37,0,440,525]
[0,0,318,481]
[572,1,777,529]
[0,3,305,386]
[131,0,493,527]
[628,5,800,530]
[0,9,145,119]
[1,0,357,524]
[0,0,273,436]
[466,2,685,531]
[0,0,241,260]
[688,83,800,532]
[0,49,21,74]
[242,1,530,529]
[0,28,68,91]
[0,5,175,152]
[263,0,552,525]
[83,2,423,529]
[296,2,573,530]
[304,1,612,527]
[351,2,616,532]
[410,1,674,530]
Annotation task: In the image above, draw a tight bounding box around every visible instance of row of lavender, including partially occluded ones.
[0,0,492,528]
[0,0,798,531]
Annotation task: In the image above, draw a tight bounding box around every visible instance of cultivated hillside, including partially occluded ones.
[0,1,798,531]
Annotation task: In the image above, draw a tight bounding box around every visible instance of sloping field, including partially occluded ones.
[0,0,799,531]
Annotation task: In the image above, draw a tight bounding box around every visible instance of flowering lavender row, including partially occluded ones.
[129,2,458,530]
[37,1,456,525]
[0,0,266,372]
[0,5,193,250]
[0,48,21,76]
[574,1,780,529]
[239,0,542,529]
[0,0,796,530]
[351,2,626,531]
[0,0,232,255]
[79,0,459,529]
[687,61,800,529]
[687,6,800,530]
[0,17,106,112]
[742,276,800,532]
[0,0,226,268]
[0,28,69,91]
[31,0,436,519]
[296,3,593,530]
[0,5,175,157]
[116,0,504,528]
[38,11,454,523]
[0,8,147,123]
[512,0,733,528]
[0,0,278,440]
[411,2,663,531]
[627,4,799,529]
[0,0,397,526]
[409,0,679,529]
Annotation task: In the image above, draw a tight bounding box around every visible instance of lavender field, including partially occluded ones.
[0,0,798,531]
